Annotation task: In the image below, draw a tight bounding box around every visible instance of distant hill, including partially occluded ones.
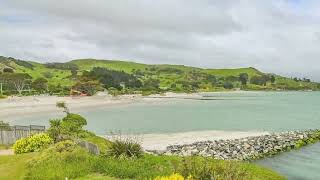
[1,56,319,93]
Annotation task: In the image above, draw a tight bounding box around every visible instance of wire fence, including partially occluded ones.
[0,125,46,145]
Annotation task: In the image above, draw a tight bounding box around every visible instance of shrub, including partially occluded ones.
[223,82,234,89]
[107,137,143,159]
[48,105,88,142]
[47,119,62,142]
[13,133,53,154]
[61,113,87,136]
[53,140,77,153]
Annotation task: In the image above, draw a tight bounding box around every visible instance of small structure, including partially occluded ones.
[69,89,87,97]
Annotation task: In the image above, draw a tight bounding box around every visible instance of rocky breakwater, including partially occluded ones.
[152,129,320,161]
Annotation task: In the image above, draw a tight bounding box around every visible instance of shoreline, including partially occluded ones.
[104,130,269,151]
[1,90,316,121]
[0,92,204,121]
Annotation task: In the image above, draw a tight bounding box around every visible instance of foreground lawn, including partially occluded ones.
[0,153,37,180]
[0,147,285,180]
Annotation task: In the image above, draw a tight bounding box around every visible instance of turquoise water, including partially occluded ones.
[10,92,320,179]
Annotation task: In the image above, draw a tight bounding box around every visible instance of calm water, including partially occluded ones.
[10,92,320,179]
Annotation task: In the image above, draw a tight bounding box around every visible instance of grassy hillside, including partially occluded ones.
[1,56,319,95]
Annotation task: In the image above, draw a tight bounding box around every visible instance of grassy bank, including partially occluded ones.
[0,150,285,180]
[0,153,36,180]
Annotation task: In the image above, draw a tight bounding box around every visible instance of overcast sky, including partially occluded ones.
[1,1,320,80]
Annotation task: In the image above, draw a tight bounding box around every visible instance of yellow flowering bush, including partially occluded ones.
[13,133,53,154]
[155,173,192,180]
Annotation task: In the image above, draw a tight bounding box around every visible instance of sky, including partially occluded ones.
[1,0,320,80]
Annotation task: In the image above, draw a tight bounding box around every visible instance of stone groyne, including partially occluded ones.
[150,129,320,161]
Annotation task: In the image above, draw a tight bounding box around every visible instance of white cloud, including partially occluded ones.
[1,0,320,80]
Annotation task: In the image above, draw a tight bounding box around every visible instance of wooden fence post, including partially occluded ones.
[0,128,3,145]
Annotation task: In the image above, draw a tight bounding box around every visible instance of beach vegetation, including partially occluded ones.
[107,137,143,159]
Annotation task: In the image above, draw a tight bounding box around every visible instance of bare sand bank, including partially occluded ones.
[104,130,269,151]
[0,95,139,120]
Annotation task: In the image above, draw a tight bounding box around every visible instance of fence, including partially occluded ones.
[0,125,46,145]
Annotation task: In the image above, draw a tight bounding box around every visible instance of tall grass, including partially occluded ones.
[106,134,143,159]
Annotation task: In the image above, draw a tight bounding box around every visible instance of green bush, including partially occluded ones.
[47,119,62,142]
[53,140,77,153]
[13,133,53,154]
[107,138,143,159]
[48,113,88,142]
[61,113,87,136]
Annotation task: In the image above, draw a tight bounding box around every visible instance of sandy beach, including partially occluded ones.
[0,95,144,121]
[0,92,203,121]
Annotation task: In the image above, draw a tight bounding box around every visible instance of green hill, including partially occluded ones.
[1,56,319,96]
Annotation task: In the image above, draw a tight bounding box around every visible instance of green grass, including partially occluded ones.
[82,134,112,155]
[15,62,73,86]
[22,146,285,180]
[0,153,36,180]
[0,142,285,180]
[205,67,262,77]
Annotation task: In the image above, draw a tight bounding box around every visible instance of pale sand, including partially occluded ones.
[0,95,142,120]
[0,149,14,156]
[105,130,269,151]
[0,92,203,121]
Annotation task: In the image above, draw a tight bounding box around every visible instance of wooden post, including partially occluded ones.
[0,128,3,145]
[0,82,2,95]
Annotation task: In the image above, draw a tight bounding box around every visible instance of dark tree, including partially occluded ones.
[270,75,276,84]
[3,68,14,73]
[32,77,48,93]
[226,76,239,82]
[82,67,142,89]
[239,73,249,85]
[223,82,234,89]
[170,83,177,89]
[144,78,160,89]
[250,75,270,86]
